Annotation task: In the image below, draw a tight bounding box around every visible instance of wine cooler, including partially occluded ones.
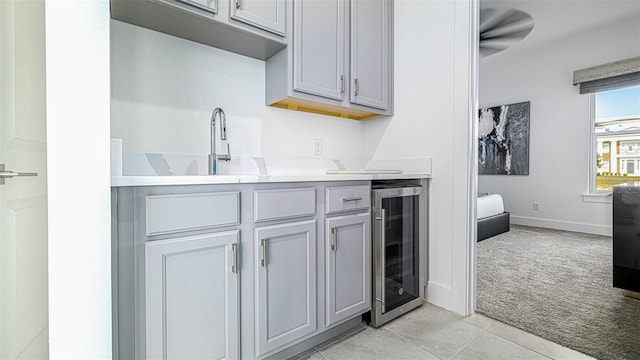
[369,180,425,327]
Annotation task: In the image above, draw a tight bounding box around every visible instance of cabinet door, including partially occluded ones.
[293,0,346,100]
[255,220,317,357]
[176,0,218,14]
[350,0,390,110]
[230,0,286,36]
[145,231,239,360]
[326,213,371,327]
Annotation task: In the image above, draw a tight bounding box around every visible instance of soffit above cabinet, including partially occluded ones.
[110,0,287,61]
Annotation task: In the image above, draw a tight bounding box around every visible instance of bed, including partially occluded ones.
[477,193,510,241]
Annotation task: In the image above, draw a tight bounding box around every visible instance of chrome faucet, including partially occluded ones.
[209,107,231,175]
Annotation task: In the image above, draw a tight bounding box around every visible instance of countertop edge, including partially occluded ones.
[111,173,432,187]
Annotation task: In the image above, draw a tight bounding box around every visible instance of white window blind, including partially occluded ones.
[573,56,640,94]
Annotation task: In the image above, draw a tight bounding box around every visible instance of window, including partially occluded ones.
[592,85,640,192]
[574,57,640,199]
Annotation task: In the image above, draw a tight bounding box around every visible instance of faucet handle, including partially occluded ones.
[218,143,231,162]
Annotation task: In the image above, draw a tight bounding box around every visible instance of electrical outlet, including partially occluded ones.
[532,201,541,211]
[313,138,323,157]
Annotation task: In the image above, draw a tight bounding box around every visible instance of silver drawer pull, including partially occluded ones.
[342,196,362,202]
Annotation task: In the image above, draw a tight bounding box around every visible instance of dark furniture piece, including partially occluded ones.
[477,212,510,242]
[613,183,640,292]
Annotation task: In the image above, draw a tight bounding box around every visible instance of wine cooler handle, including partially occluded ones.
[380,208,386,313]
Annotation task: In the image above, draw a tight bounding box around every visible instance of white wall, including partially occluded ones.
[365,0,477,315]
[110,21,364,161]
[46,0,112,357]
[479,14,640,236]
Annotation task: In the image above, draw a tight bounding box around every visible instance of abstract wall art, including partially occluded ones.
[478,101,530,175]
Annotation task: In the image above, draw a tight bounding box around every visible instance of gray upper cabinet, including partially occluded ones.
[110,0,287,61]
[177,0,217,13]
[350,0,390,110]
[292,0,346,101]
[266,0,393,121]
[231,0,286,36]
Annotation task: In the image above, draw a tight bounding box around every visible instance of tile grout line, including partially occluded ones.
[443,325,487,360]
[484,322,554,360]
[314,349,330,360]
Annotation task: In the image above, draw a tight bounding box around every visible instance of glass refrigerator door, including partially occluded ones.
[382,195,419,313]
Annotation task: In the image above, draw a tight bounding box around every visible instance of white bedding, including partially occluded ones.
[477,193,504,220]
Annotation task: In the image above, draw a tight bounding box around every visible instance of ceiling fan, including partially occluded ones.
[480,8,534,58]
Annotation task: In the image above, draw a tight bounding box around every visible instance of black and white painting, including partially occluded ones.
[478,101,530,175]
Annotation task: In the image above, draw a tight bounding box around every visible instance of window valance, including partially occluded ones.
[573,56,640,94]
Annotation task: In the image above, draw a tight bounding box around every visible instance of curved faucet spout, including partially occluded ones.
[209,107,231,175]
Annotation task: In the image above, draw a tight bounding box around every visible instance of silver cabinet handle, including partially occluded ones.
[342,196,362,202]
[0,164,37,185]
[235,0,240,9]
[260,238,267,267]
[340,74,344,93]
[354,78,359,96]
[331,227,337,251]
[231,243,238,274]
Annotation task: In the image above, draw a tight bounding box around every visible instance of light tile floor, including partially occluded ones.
[296,303,595,360]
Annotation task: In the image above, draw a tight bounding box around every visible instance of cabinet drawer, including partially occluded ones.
[325,185,370,214]
[254,188,316,222]
[145,192,239,236]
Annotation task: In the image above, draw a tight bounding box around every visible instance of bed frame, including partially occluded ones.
[477,211,510,242]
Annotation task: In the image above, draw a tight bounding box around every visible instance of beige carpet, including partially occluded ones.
[477,225,640,360]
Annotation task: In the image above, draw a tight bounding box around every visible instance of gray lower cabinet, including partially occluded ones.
[254,220,317,357]
[325,213,371,327]
[114,181,377,359]
[145,230,240,360]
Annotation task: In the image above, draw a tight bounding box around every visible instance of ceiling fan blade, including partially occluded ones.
[479,8,518,33]
[479,37,523,50]
[481,18,534,39]
[479,8,534,58]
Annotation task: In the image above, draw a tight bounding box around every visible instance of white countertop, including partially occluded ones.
[110,153,433,187]
[111,172,431,187]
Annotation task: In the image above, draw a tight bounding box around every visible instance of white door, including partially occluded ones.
[0,0,49,358]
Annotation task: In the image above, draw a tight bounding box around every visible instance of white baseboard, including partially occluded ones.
[426,281,453,310]
[510,215,612,236]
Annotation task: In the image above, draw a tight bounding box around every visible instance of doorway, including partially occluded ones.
[0,0,49,357]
